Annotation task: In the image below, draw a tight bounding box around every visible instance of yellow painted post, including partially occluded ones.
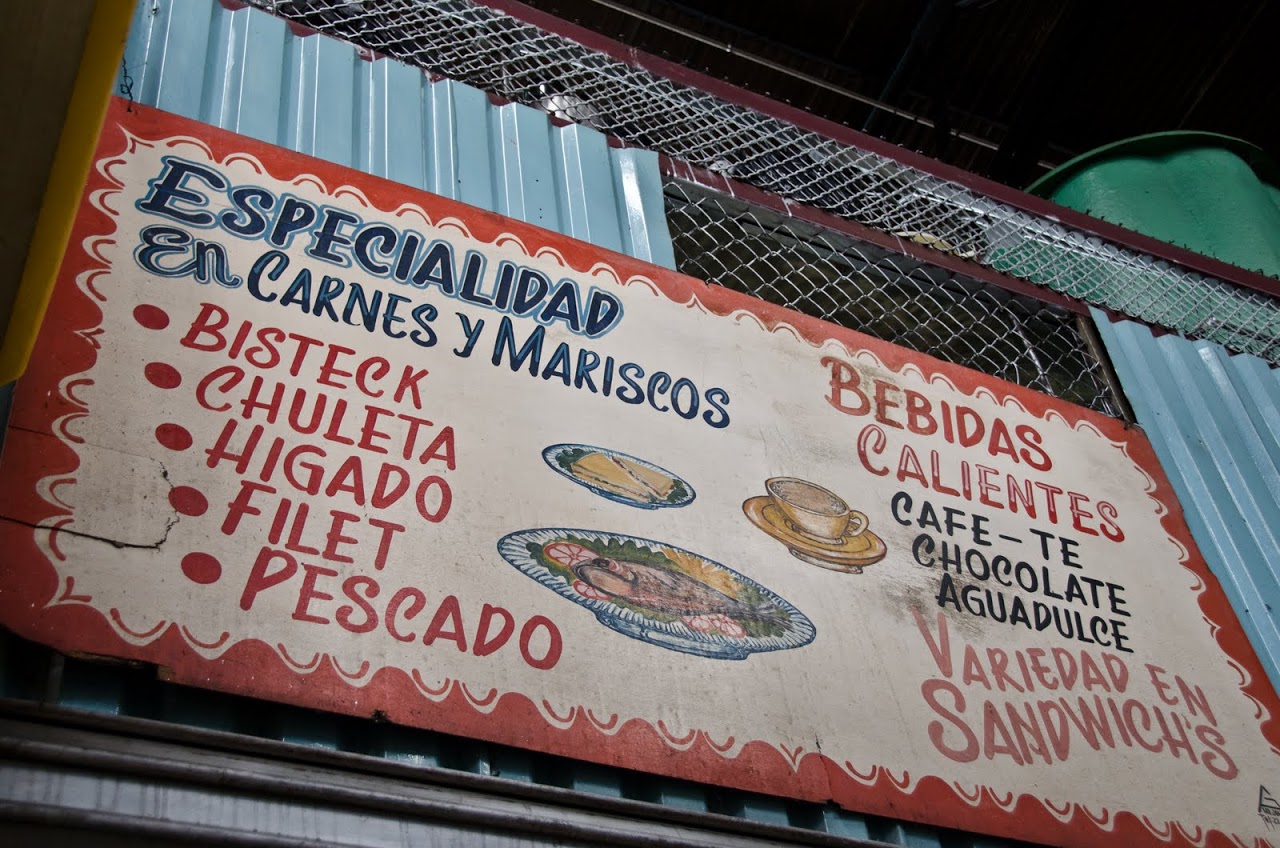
[0,0,135,385]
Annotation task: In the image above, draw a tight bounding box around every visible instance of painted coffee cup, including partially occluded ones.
[766,477,866,542]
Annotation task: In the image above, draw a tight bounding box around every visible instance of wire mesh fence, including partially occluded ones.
[664,181,1121,415]
[242,0,1280,368]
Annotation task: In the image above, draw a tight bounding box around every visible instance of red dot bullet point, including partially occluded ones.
[169,486,208,516]
[155,423,193,451]
[145,362,182,389]
[181,552,222,584]
[133,304,170,330]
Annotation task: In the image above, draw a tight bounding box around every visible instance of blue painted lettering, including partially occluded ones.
[457,251,491,306]
[343,283,382,331]
[646,371,672,412]
[542,343,573,386]
[410,241,456,292]
[308,208,360,265]
[453,313,485,358]
[221,186,274,237]
[539,282,581,332]
[353,224,397,275]
[134,225,242,288]
[269,196,319,248]
[512,269,549,316]
[247,250,288,302]
[409,303,438,348]
[382,293,411,340]
[137,156,227,227]
[493,316,543,375]
[616,362,645,404]
[133,159,629,340]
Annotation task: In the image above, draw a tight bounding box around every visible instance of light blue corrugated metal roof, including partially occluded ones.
[121,0,675,269]
[1094,308,1280,692]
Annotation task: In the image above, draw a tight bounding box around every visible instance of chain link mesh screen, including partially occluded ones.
[243,0,1280,368]
[665,181,1121,416]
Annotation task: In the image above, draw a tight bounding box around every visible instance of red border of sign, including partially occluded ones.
[2,99,1277,848]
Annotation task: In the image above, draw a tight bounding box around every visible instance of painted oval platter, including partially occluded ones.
[497,528,815,660]
[542,443,695,509]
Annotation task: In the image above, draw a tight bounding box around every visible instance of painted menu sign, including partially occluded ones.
[2,100,1278,847]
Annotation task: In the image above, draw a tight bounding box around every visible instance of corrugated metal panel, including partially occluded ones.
[1094,307,1280,691]
[120,0,676,268]
[0,710,890,848]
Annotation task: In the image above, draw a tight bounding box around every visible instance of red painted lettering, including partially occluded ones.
[292,563,338,624]
[474,604,516,657]
[181,302,230,351]
[336,576,380,633]
[240,546,298,610]
[921,679,978,762]
[822,356,870,416]
[519,615,562,670]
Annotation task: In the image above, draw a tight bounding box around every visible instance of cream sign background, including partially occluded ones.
[1,101,1276,848]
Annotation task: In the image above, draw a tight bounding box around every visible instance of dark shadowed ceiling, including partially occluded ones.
[512,0,1280,187]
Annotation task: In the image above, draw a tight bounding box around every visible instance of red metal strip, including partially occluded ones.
[473,0,1280,301]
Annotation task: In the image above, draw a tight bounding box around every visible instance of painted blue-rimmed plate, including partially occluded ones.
[497,528,815,660]
[542,443,695,509]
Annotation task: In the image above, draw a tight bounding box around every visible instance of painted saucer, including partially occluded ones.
[742,496,887,573]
